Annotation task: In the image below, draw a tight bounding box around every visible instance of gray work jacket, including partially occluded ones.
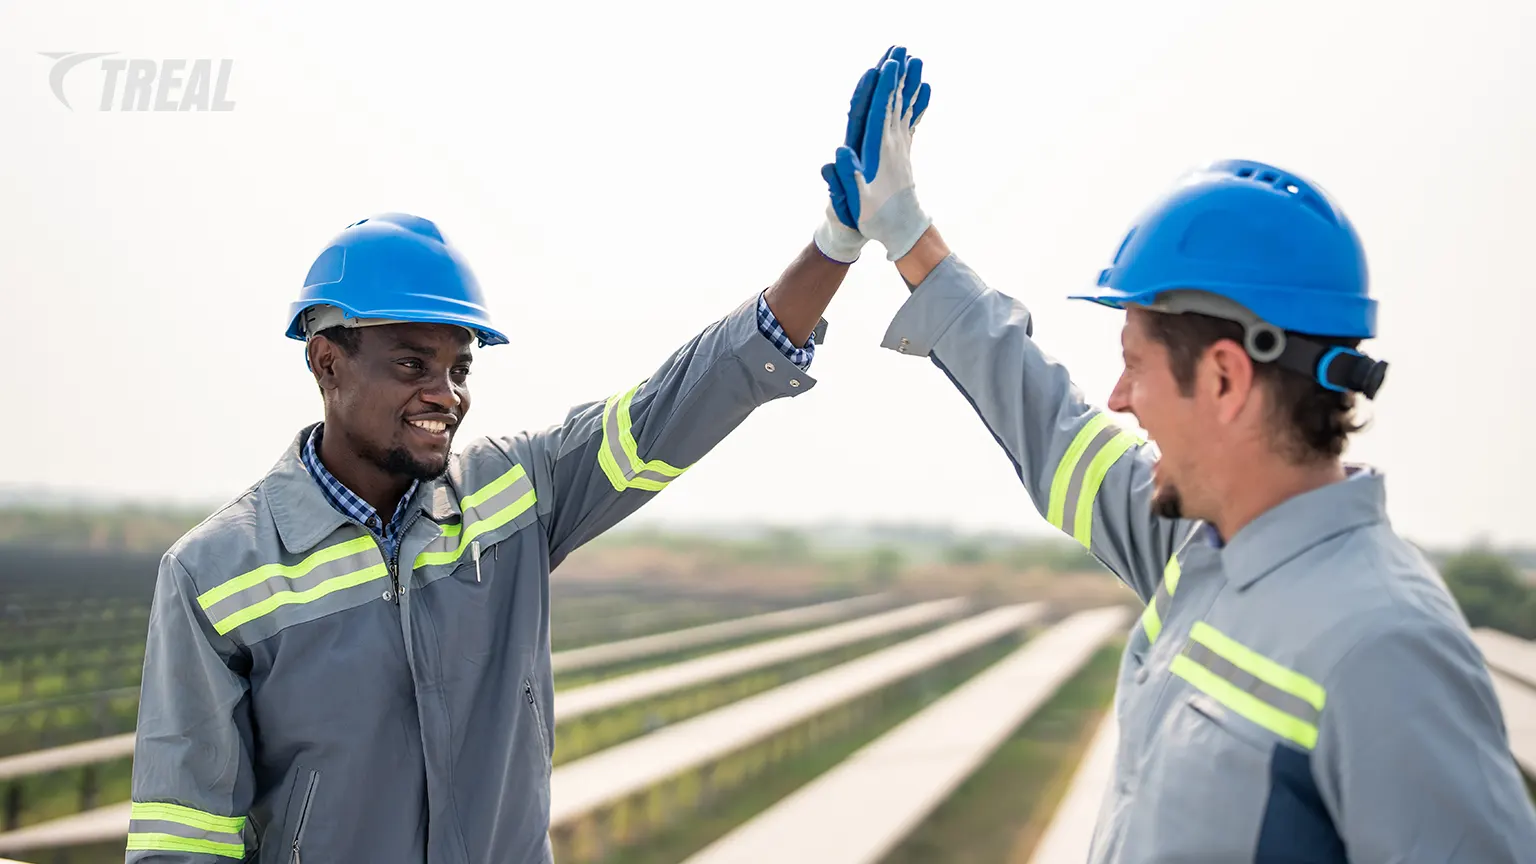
[127,293,816,863]
[881,254,1536,862]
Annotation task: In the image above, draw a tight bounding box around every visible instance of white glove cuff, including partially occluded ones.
[875,188,932,261]
[813,210,866,265]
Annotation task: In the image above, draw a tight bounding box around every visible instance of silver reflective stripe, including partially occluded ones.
[126,818,244,849]
[1058,423,1123,538]
[602,392,676,486]
[1140,575,1172,643]
[597,385,685,492]
[415,466,536,566]
[1182,640,1322,725]
[1149,581,1171,623]
[201,538,384,626]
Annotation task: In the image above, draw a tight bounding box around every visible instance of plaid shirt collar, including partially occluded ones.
[300,423,419,558]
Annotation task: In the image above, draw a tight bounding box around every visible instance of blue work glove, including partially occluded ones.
[813,47,930,264]
[821,47,933,261]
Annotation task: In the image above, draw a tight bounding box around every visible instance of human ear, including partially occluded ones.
[309,338,343,392]
[1205,339,1255,424]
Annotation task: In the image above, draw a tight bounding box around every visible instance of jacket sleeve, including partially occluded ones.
[1312,618,1536,861]
[522,290,817,569]
[126,552,256,862]
[878,253,1192,601]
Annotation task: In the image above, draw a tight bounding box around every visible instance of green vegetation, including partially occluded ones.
[879,642,1124,864]
[555,620,863,691]
[0,687,141,756]
[554,624,939,764]
[3,507,1530,863]
[6,756,134,832]
[589,523,1103,573]
[1440,547,1536,638]
[0,503,208,554]
[584,631,1026,864]
[551,595,788,652]
[0,651,145,703]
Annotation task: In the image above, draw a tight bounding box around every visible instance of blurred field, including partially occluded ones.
[1,505,1533,864]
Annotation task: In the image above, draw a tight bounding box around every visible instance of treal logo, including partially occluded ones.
[39,53,236,112]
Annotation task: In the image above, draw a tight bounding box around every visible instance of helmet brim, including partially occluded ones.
[286,301,509,347]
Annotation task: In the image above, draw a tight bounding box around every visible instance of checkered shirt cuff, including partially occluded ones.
[755,292,814,371]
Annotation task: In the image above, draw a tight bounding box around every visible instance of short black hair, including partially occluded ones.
[314,325,363,356]
[1143,310,1367,464]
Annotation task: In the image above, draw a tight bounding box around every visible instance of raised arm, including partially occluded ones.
[822,48,1192,599]
[884,230,1191,599]
[494,243,846,570]
[471,51,927,567]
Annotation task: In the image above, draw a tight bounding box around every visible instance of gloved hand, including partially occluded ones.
[821,47,932,261]
[813,47,930,263]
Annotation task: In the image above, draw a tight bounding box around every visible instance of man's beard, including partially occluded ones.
[364,443,449,483]
[1151,484,1184,520]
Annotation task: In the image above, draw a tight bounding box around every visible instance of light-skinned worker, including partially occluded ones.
[124,51,930,864]
[814,47,1536,862]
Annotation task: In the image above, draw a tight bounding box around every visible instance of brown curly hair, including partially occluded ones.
[1142,310,1367,464]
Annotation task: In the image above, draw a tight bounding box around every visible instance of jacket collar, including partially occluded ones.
[428,474,463,524]
[1217,464,1389,590]
[266,423,451,556]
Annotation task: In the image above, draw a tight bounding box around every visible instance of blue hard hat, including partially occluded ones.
[285,212,509,347]
[1070,159,1375,339]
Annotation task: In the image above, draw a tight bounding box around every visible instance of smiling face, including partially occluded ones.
[309,321,474,485]
[1107,308,1205,519]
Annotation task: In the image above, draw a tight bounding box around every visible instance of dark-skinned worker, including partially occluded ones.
[820,47,1536,862]
[123,51,931,864]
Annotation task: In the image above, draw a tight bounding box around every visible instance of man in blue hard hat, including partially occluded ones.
[824,48,1536,861]
[123,51,931,864]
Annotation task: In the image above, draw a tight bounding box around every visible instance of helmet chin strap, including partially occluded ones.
[1136,290,1389,400]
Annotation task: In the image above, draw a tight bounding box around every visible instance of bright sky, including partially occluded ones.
[3,0,1533,548]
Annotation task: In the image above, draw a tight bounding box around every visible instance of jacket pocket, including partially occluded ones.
[525,678,552,775]
[288,769,320,864]
[1128,694,1274,859]
[1184,691,1278,755]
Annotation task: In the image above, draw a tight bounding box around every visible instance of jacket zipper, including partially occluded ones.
[525,680,551,772]
[290,770,320,864]
[472,539,482,583]
[387,509,426,605]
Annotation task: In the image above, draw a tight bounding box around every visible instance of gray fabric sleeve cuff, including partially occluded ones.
[878,254,989,358]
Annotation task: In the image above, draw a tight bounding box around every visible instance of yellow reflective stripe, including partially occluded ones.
[414,488,537,568]
[210,563,387,635]
[1171,654,1320,750]
[599,382,688,492]
[1140,597,1163,642]
[617,385,685,482]
[129,802,244,834]
[414,464,536,568]
[198,535,376,610]
[1164,554,1182,594]
[1171,622,1328,751]
[1048,413,1113,530]
[1070,430,1138,547]
[126,833,244,858]
[126,802,246,859]
[1190,622,1326,713]
[1047,412,1142,548]
[462,462,526,510]
[1141,556,1183,644]
[596,391,629,492]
